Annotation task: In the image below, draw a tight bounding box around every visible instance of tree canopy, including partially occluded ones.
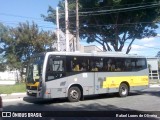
[43,0,160,53]
[156,51,160,57]
[0,22,56,70]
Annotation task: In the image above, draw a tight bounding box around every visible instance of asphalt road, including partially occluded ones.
[2,87,160,120]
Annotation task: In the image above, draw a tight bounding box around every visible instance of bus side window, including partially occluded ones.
[46,56,65,81]
[90,61,98,72]
[71,56,80,71]
[114,58,124,72]
[91,66,98,71]
[80,62,87,71]
[73,63,80,71]
[92,57,103,71]
[47,58,53,72]
[111,63,115,71]
[125,59,132,71]
[71,56,89,72]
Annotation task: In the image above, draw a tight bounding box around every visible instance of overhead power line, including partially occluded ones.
[79,1,160,10]
[0,13,44,21]
[1,3,159,19]
[59,3,160,18]
[1,19,159,30]
[79,3,160,14]
[0,3,160,31]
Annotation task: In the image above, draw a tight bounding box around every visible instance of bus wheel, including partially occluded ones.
[68,87,81,102]
[119,83,129,97]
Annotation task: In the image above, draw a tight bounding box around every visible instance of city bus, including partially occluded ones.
[26,51,149,102]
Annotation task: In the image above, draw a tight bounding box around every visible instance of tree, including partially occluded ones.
[0,55,6,72]
[156,51,160,57]
[42,0,160,54]
[0,21,57,71]
[0,23,9,71]
[0,23,8,54]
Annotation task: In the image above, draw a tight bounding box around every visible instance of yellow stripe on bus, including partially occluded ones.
[102,76,149,88]
[26,82,39,87]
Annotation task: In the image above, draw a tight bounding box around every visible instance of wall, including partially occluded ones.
[0,70,20,85]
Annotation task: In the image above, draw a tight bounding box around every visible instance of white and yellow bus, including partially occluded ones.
[26,51,149,102]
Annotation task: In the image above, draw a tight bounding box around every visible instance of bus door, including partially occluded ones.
[45,55,66,98]
[94,72,108,94]
[92,57,105,94]
[94,72,99,94]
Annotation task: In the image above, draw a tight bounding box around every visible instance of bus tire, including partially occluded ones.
[118,83,129,97]
[68,87,81,102]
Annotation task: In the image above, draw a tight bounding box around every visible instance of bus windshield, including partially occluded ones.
[26,55,44,83]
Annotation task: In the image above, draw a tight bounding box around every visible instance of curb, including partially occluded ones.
[0,94,7,97]
[0,92,26,96]
[1,93,26,102]
[2,98,23,102]
[10,93,26,95]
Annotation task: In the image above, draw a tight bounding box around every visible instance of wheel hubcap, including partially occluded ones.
[121,86,127,95]
[70,90,78,99]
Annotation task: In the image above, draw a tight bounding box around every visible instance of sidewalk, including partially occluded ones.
[0,92,26,102]
[149,79,160,88]
[149,84,160,88]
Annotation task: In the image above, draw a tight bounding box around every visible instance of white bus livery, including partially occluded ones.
[26,51,149,102]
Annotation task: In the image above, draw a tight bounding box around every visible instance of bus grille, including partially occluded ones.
[27,92,36,97]
[27,86,37,90]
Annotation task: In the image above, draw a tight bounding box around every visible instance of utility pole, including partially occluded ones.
[76,0,80,51]
[65,0,69,52]
[56,7,60,51]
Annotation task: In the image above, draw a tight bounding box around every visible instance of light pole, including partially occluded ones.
[76,0,79,51]
[65,0,69,52]
[56,7,60,51]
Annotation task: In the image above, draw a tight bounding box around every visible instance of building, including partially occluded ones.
[54,30,102,52]
[147,58,159,80]
[54,30,79,52]
[84,45,102,52]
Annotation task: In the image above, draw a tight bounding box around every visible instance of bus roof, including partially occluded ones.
[45,51,146,58]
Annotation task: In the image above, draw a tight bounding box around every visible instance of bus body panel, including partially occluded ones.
[44,73,95,98]
[43,70,148,99]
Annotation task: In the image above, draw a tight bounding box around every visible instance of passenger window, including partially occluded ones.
[66,56,89,72]
[52,60,64,72]
[91,57,103,71]
[46,56,65,81]
[136,58,147,70]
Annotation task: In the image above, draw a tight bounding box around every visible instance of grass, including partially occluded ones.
[0,83,26,94]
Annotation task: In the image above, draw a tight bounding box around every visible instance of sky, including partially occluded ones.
[0,0,160,57]
[0,0,59,30]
